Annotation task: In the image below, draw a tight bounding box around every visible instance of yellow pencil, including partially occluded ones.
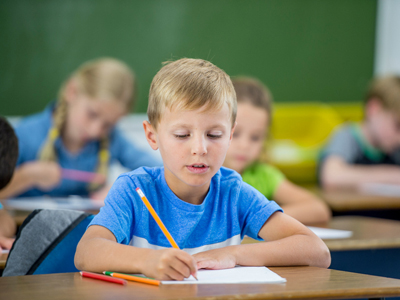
[135,187,179,249]
[135,187,198,280]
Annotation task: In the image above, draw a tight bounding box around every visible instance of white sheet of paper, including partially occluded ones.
[161,266,286,284]
[5,197,103,211]
[308,226,352,239]
[1,249,10,254]
[359,183,400,197]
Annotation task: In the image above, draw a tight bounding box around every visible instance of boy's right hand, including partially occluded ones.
[143,248,197,281]
[25,161,62,190]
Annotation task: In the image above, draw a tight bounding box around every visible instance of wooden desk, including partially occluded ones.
[0,253,7,269]
[1,267,400,300]
[242,216,400,251]
[316,215,400,251]
[242,216,400,281]
[316,189,400,211]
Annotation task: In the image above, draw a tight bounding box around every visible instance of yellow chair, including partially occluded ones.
[264,102,347,184]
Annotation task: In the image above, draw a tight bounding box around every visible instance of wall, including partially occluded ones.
[0,0,377,116]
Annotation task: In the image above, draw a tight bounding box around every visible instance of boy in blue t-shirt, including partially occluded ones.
[75,58,330,280]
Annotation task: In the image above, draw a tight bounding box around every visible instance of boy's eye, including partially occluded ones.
[208,134,222,139]
[174,134,190,139]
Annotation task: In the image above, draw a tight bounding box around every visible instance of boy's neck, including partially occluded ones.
[164,172,209,205]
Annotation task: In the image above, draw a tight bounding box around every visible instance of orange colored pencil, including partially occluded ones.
[135,187,179,249]
[104,272,160,286]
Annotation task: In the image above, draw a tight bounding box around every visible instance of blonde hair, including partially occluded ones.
[148,58,236,130]
[39,57,135,191]
[232,77,273,125]
[366,75,400,117]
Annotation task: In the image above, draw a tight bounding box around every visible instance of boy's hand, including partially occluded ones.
[25,161,62,190]
[193,246,237,270]
[0,236,14,251]
[144,248,197,281]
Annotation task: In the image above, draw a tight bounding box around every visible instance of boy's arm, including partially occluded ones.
[75,225,197,281]
[193,212,330,269]
[273,179,331,225]
[320,156,400,190]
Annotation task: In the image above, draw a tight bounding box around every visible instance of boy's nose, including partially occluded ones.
[191,136,207,156]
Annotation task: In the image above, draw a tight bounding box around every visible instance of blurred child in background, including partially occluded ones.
[224,77,331,225]
[0,116,18,250]
[319,75,400,190]
[0,58,161,200]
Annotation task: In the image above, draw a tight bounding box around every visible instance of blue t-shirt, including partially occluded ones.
[0,202,2,209]
[90,166,282,254]
[15,104,162,197]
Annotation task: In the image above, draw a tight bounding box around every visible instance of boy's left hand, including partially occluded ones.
[192,246,237,270]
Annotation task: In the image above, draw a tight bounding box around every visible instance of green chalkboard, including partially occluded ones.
[0,0,376,116]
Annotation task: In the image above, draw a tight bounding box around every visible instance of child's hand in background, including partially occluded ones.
[143,248,198,281]
[0,236,14,251]
[193,246,237,270]
[24,161,62,190]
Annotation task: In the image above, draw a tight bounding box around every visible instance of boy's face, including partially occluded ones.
[223,102,268,173]
[144,103,235,202]
[366,99,400,153]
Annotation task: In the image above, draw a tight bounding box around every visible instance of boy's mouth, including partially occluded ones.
[187,164,209,174]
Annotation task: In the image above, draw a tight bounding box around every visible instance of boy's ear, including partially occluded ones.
[143,121,159,150]
[228,122,237,145]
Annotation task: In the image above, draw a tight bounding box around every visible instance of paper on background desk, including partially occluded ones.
[359,183,400,197]
[5,197,103,211]
[308,226,352,239]
[162,266,286,284]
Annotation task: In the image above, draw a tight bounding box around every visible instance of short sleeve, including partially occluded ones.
[319,125,360,165]
[89,175,142,244]
[238,182,283,240]
[242,163,285,199]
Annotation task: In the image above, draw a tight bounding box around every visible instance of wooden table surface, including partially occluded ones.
[1,267,400,300]
[316,189,400,211]
[322,215,400,251]
[242,216,400,251]
[0,253,7,269]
